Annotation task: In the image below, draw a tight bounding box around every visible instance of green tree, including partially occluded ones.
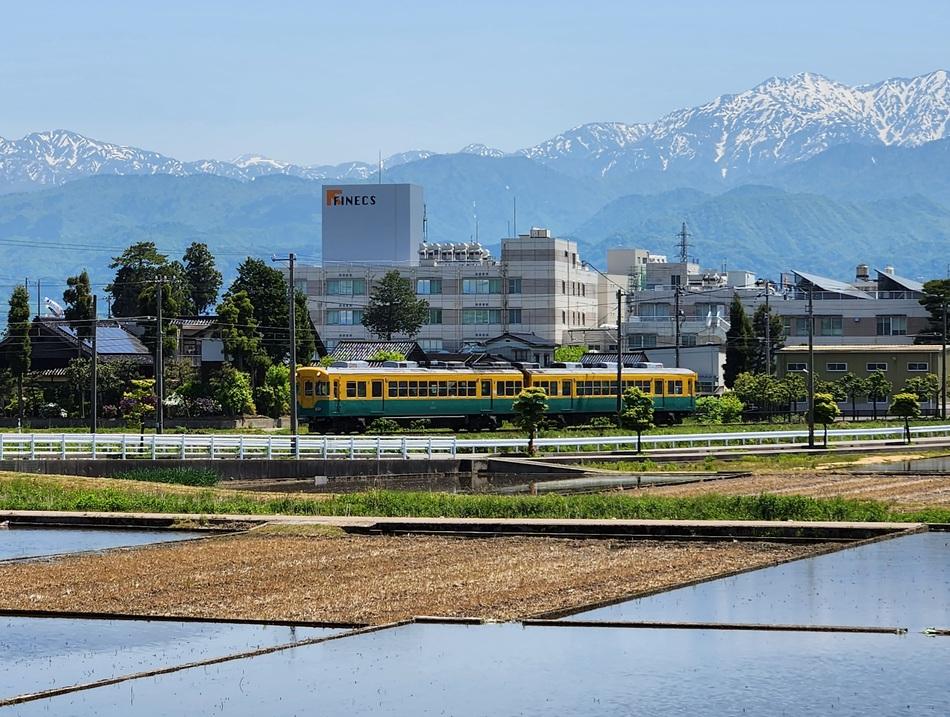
[752,304,784,373]
[866,371,892,421]
[916,279,950,343]
[254,364,291,419]
[780,372,807,417]
[812,392,841,448]
[217,290,267,373]
[368,349,406,362]
[227,258,290,364]
[62,269,95,344]
[718,393,744,423]
[361,270,429,341]
[107,242,168,317]
[693,393,744,425]
[724,294,755,387]
[5,285,31,424]
[212,364,256,416]
[621,386,654,453]
[295,290,316,364]
[903,374,940,408]
[554,345,587,363]
[183,242,223,315]
[512,386,548,455]
[121,378,156,430]
[837,373,868,422]
[137,262,189,354]
[889,393,920,443]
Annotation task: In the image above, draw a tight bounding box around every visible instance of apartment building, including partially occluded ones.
[298,228,598,357]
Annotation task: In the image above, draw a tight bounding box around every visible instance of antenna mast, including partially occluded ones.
[676,222,692,263]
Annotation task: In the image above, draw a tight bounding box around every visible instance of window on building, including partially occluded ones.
[787,362,807,371]
[561,310,566,323]
[507,308,522,324]
[416,278,442,295]
[817,316,843,336]
[418,339,443,351]
[783,317,810,336]
[561,280,566,294]
[426,308,443,325]
[628,334,658,349]
[826,362,848,372]
[670,275,681,287]
[639,303,672,319]
[681,334,697,347]
[866,362,888,372]
[462,308,502,324]
[326,278,366,296]
[462,278,502,294]
[876,315,907,336]
[908,362,929,372]
[326,309,364,325]
[507,277,522,294]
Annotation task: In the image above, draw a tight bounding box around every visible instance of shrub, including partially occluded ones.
[408,418,431,432]
[589,416,616,428]
[212,365,255,416]
[255,364,291,418]
[366,417,400,434]
[368,349,406,362]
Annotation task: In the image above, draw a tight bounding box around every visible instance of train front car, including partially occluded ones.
[525,366,697,425]
[297,363,526,434]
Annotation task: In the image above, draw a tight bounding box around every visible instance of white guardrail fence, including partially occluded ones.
[0,424,948,460]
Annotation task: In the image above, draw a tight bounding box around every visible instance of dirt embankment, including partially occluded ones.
[0,530,820,624]
[641,472,950,508]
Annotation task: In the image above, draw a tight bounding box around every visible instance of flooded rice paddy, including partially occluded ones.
[2,529,948,715]
[0,527,202,562]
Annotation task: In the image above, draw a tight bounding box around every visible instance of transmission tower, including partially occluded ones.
[675,222,692,263]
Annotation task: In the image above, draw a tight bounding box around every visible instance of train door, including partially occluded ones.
[481,379,493,412]
[562,380,573,411]
[370,379,384,415]
[653,378,664,410]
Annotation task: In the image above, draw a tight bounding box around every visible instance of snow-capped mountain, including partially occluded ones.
[1,70,948,191]
[522,70,950,179]
[0,130,434,190]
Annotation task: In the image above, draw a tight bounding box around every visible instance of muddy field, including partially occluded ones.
[641,472,950,508]
[0,528,822,624]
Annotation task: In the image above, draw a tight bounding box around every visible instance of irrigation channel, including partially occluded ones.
[0,526,946,715]
[0,423,949,459]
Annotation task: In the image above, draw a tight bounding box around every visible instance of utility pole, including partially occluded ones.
[674,286,682,369]
[764,283,771,376]
[155,276,164,435]
[807,289,815,449]
[272,253,299,442]
[616,288,623,425]
[943,299,948,420]
[91,295,98,434]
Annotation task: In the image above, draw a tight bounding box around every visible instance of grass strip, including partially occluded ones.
[1,475,947,524]
[111,467,219,487]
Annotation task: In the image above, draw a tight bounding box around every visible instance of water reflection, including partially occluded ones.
[0,528,203,561]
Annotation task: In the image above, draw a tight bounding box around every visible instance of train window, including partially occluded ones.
[372,381,382,398]
[447,381,457,397]
[481,380,491,396]
[548,382,557,396]
[667,381,683,395]
[346,381,356,398]
[562,380,572,396]
[317,381,329,396]
[304,381,314,397]
[358,383,367,397]
[654,380,664,395]
[399,381,409,398]
[388,383,398,398]
[408,381,418,397]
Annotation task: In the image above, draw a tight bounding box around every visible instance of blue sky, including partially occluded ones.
[3,0,948,164]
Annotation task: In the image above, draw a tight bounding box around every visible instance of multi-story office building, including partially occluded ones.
[299,228,598,357]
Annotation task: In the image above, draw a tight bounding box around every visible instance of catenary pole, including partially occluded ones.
[807,288,815,449]
[273,254,299,442]
[616,288,623,425]
[91,295,98,434]
[764,284,771,376]
[943,299,947,420]
[155,276,164,434]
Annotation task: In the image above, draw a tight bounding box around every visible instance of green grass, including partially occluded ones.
[1,477,947,524]
[112,467,219,487]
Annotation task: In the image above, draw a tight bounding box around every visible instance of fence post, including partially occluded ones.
[349,437,355,459]
[209,435,215,460]
[376,436,381,459]
[322,436,327,459]
[427,438,433,459]
[29,435,36,460]
[451,436,457,458]
[401,437,408,460]
[0,434,4,461]
[151,435,157,460]
[267,436,273,460]
[121,434,127,460]
[239,436,245,460]
[180,434,187,460]
[61,435,67,460]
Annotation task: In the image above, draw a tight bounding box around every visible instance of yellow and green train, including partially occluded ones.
[296,362,697,433]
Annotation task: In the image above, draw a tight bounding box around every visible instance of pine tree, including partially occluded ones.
[217,290,267,372]
[752,304,784,373]
[917,279,950,343]
[724,294,755,387]
[361,270,429,341]
[6,285,32,423]
[63,269,95,344]
[107,242,168,317]
[295,290,316,364]
[183,242,223,315]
